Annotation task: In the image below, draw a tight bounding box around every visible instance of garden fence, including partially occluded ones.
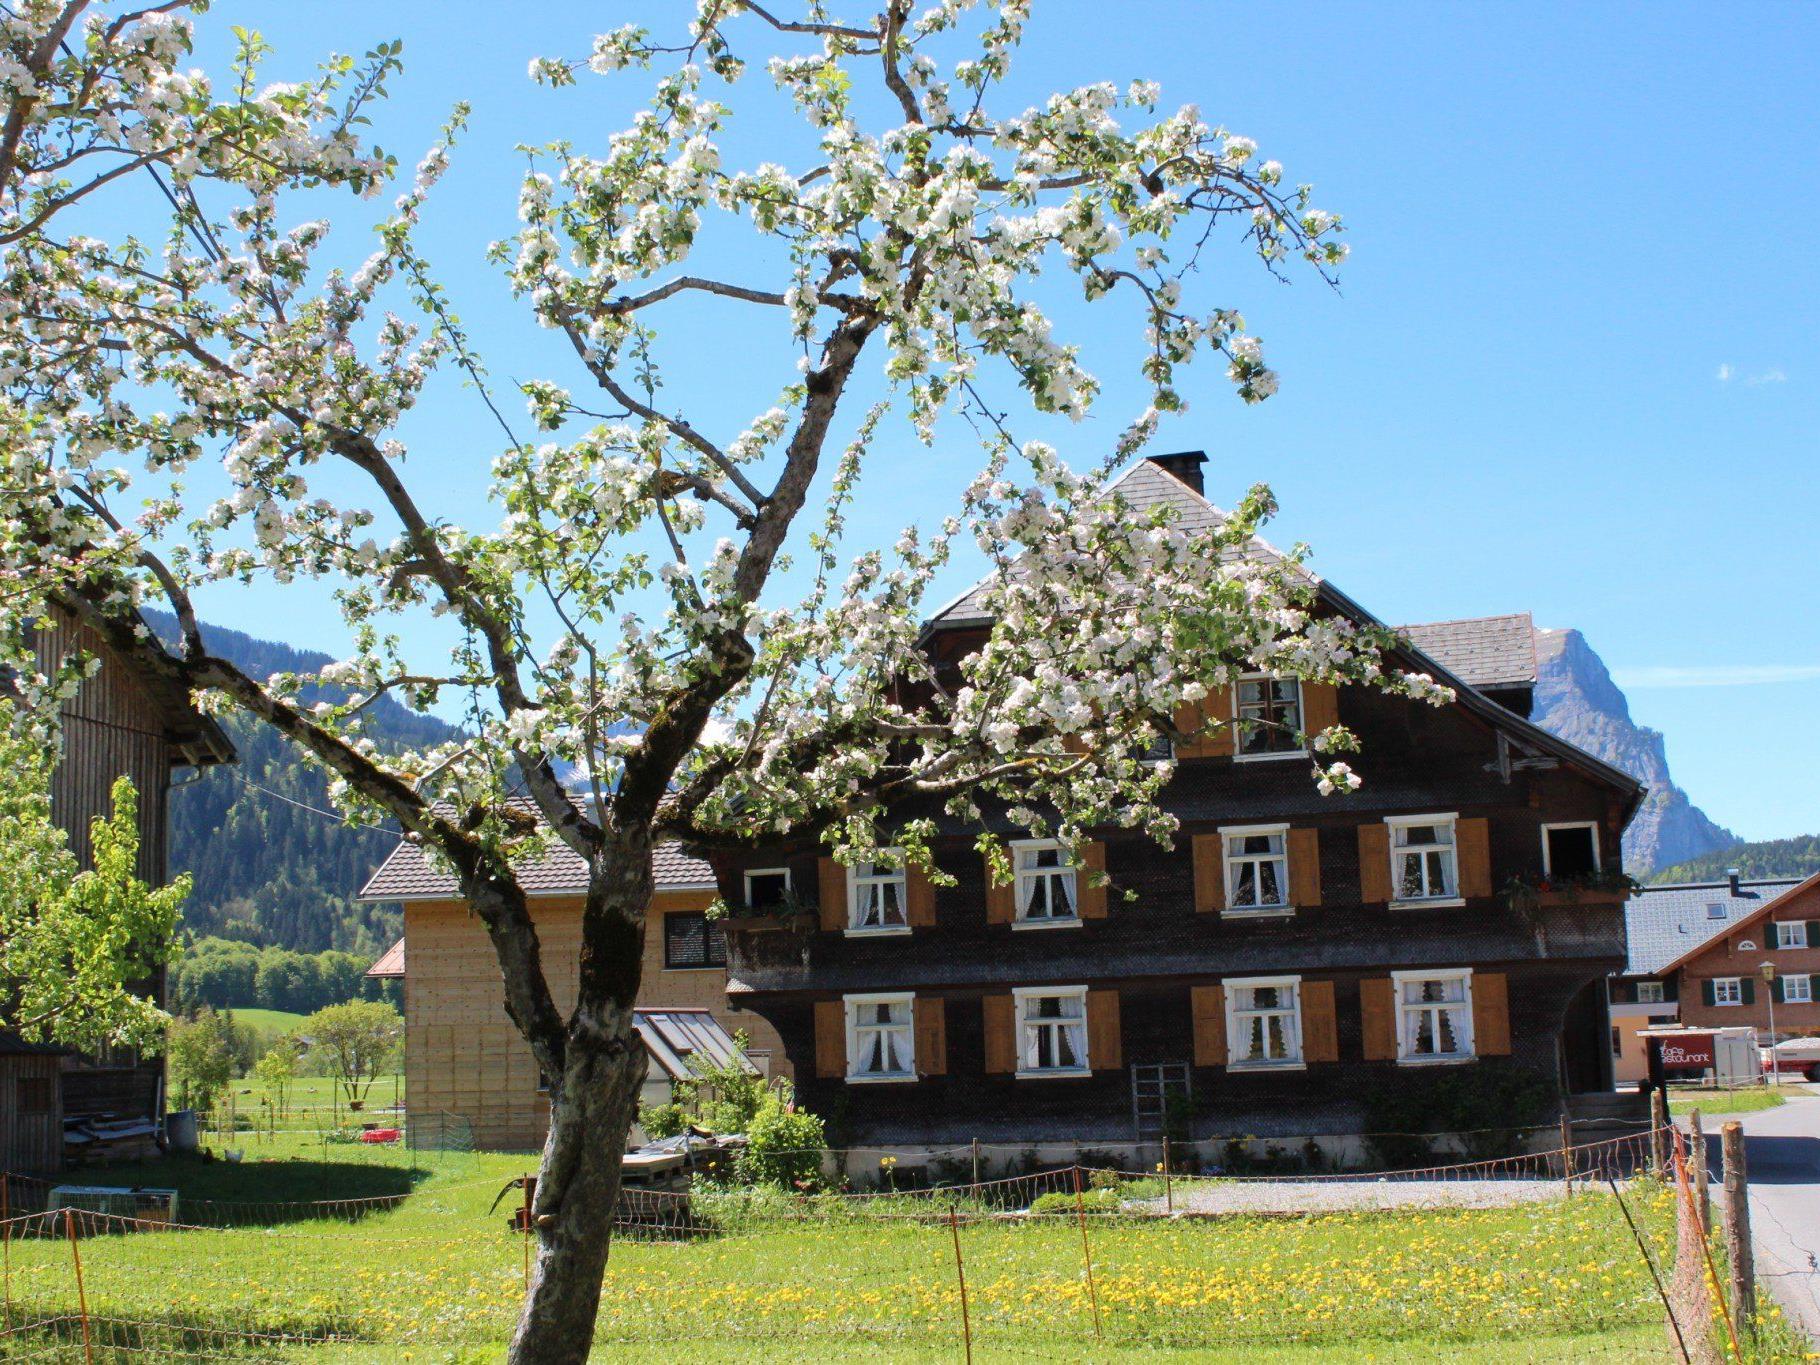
[0,1126,1750,1362]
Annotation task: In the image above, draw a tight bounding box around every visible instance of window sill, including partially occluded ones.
[1390,897,1466,911]
[844,926,912,939]
[845,1073,918,1085]
[1227,1060,1306,1072]
[1014,1068,1093,1080]
[1396,1054,1477,1067]
[1232,750,1309,764]
[1011,918,1084,931]
[1221,907,1295,920]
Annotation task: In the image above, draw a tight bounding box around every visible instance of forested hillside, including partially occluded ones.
[145,610,463,958]
[1651,835,1820,885]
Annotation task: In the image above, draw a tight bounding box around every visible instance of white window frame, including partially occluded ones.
[1712,977,1743,1007]
[1636,980,1666,1005]
[1540,821,1602,878]
[1231,672,1307,763]
[1784,974,1814,1005]
[1012,985,1091,1078]
[1219,823,1293,917]
[1391,967,1476,1064]
[1386,813,1465,909]
[847,851,911,937]
[1775,921,1806,951]
[843,992,916,1084]
[743,867,792,910]
[1224,975,1305,1070]
[1010,840,1080,930]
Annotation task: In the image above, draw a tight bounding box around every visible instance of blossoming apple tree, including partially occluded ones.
[0,1,1448,1358]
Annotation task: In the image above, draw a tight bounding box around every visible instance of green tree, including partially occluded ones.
[0,702,189,1052]
[304,1000,401,1106]
[166,1007,242,1112]
[253,1039,299,1120]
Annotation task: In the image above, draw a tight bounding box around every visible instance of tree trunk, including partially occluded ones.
[507,1007,648,1362]
[505,836,656,1363]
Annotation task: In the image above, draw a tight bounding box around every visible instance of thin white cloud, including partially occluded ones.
[1715,361,1787,386]
[1611,663,1820,689]
[1745,368,1787,386]
[1716,363,1733,382]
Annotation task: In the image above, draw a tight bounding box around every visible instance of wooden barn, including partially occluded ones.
[0,610,234,1174]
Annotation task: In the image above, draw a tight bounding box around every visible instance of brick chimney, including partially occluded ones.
[1144,450,1207,497]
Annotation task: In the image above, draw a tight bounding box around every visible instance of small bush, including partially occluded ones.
[736,1098,825,1188]
[639,1103,690,1140]
[1030,1187,1118,1215]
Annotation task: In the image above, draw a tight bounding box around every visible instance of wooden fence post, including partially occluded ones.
[1689,1110,1710,1236]
[1163,1134,1173,1215]
[1721,1122,1755,1338]
[1559,1115,1574,1196]
[949,1203,973,1365]
[971,1138,980,1187]
[1071,1166,1102,1340]
[1650,1088,1670,1177]
[64,1207,92,1365]
[3,1172,10,1329]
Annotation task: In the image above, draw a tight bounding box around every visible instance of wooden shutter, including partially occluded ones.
[1456,818,1493,899]
[1701,979,1716,1007]
[1175,686,1235,759]
[1301,681,1339,738]
[1771,976,1787,1004]
[1471,972,1511,1056]
[1357,825,1391,904]
[1077,842,1108,919]
[984,853,1015,925]
[1300,979,1338,1062]
[818,857,846,932]
[1288,828,1322,907]
[1740,977,1757,1005]
[1360,977,1397,1060]
[814,1000,846,1078]
[1192,833,1226,914]
[1086,990,1122,1071]
[914,997,947,1076]
[1807,921,1820,948]
[1191,985,1226,1067]
[906,866,937,928]
[982,994,1017,1074]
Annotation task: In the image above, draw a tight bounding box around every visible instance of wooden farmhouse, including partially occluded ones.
[714,452,1647,1153]
[1,613,234,1173]
[358,838,788,1151]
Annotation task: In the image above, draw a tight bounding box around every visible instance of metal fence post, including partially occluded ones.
[948,1202,973,1365]
[64,1207,92,1365]
[1071,1166,1102,1340]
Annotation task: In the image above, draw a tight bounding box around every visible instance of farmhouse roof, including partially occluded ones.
[1398,614,1538,691]
[1640,870,1820,977]
[358,833,715,902]
[922,455,1641,810]
[365,938,405,979]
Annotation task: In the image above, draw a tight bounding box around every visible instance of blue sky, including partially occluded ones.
[181,2,1818,842]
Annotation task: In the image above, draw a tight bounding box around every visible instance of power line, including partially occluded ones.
[223,770,396,837]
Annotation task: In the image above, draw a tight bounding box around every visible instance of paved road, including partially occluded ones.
[1696,1092,1820,1343]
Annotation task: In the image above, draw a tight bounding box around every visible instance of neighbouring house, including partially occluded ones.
[357,835,788,1152]
[1,612,235,1173]
[717,451,1645,1153]
[1640,870,1820,1045]
[1607,872,1803,1083]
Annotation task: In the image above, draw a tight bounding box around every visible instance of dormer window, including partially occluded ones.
[1013,841,1078,926]
[1234,674,1305,760]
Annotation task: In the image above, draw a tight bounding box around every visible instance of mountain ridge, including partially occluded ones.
[1529,626,1737,876]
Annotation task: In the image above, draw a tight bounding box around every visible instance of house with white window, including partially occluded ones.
[720,452,1644,1152]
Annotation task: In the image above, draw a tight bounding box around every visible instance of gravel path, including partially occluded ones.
[1135,1175,1578,1215]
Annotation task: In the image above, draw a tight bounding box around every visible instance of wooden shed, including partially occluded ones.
[0,1038,66,1174]
[1,608,235,1173]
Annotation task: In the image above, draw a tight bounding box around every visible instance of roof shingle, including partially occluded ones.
[358,836,714,901]
[1398,614,1538,690]
[1622,878,1804,975]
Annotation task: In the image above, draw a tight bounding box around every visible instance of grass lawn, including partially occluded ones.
[205,1073,406,1139]
[0,1138,1754,1362]
[1667,1088,1786,1116]
[227,1007,309,1039]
